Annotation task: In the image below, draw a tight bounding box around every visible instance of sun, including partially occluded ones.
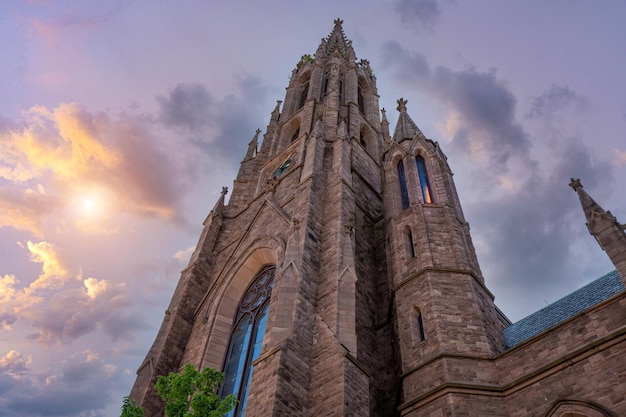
[81,196,98,212]
[75,190,106,218]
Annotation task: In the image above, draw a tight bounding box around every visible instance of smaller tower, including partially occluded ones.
[570,178,626,283]
[383,99,507,415]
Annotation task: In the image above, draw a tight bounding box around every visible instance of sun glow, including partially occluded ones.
[74,188,109,218]
[81,196,98,212]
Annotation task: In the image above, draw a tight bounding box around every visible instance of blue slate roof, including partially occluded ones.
[502,270,624,349]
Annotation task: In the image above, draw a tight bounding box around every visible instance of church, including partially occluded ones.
[130,20,626,416]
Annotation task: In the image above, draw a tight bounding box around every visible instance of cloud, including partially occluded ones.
[157,75,274,165]
[382,41,531,175]
[527,85,589,119]
[174,246,195,264]
[471,138,613,317]
[1,240,144,344]
[0,274,43,331]
[0,350,31,377]
[25,277,135,345]
[25,240,73,290]
[0,186,60,236]
[613,148,626,167]
[0,349,124,417]
[0,102,187,235]
[393,0,452,33]
[157,82,216,132]
[28,1,131,43]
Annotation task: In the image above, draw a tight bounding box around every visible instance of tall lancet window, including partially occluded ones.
[416,156,433,204]
[298,81,309,109]
[398,160,410,209]
[221,264,275,417]
[357,84,365,115]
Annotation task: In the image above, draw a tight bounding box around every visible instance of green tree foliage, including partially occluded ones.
[120,396,144,417]
[156,364,237,417]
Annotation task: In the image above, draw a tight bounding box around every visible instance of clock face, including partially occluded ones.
[273,158,293,178]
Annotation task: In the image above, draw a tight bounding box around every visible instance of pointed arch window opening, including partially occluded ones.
[412,307,426,343]
[404,227,415,259]
[221,264,275,417]
[359,132,367,149]
[322,72,330,98]
[416,156,433,204]
[358,85,365,115]
[290,127,300,143]
[338,75,344,104]
[298,81,309,109]
[398,160,410,210]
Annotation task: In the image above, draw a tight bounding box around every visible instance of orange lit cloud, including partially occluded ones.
[0,350,31,377]
[0,268,135,344]
[25,240,74,290]
[614,148,626,167]
[0,186,60,236]
[0,102,183,236]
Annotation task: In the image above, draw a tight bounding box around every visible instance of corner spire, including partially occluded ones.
[244,129,261,160]
[570,178,626,282]
[392,98,425,142]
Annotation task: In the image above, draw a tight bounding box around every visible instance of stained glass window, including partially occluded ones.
[221,265,275,417]
[416,156,433,204]
[398,160,410,209]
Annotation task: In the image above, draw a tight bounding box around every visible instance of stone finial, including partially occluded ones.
[397,98,408,112]
[569,178,582,191]
[221,186,228,196]
[334,18,344,26]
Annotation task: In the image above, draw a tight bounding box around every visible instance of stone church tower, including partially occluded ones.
[131,20,626,417]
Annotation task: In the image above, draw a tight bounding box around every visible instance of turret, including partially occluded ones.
[383,99,506,413]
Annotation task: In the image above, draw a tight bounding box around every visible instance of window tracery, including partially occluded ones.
[221,265,275,417]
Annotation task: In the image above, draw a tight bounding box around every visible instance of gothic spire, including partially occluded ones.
[392,98,425,142]
[315,18,356,61]
[244,129,260,160]
[570,178,626,282]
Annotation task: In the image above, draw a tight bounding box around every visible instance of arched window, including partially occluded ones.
[322,70,330,98]
[416,156,433,203]
[398,160,410,209]
[298,81,309,109]
[338,73,344,104]
[290,127,300,143]
[358,85,365,115]
[411,307,426,343]
[221,265,275,417]
[545,400,613,417]
[404,226,415,259]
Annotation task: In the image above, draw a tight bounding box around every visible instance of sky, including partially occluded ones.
[1,1,625,416]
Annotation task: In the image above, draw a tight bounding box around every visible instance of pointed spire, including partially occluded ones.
[569,178,607,221]
[392,98,425,142]
[315,18,356,61]
[205,186,228,224]
[244,129,260,160]
[570,178,626,282]
[271,100,282,124]
[381,108,390,143]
